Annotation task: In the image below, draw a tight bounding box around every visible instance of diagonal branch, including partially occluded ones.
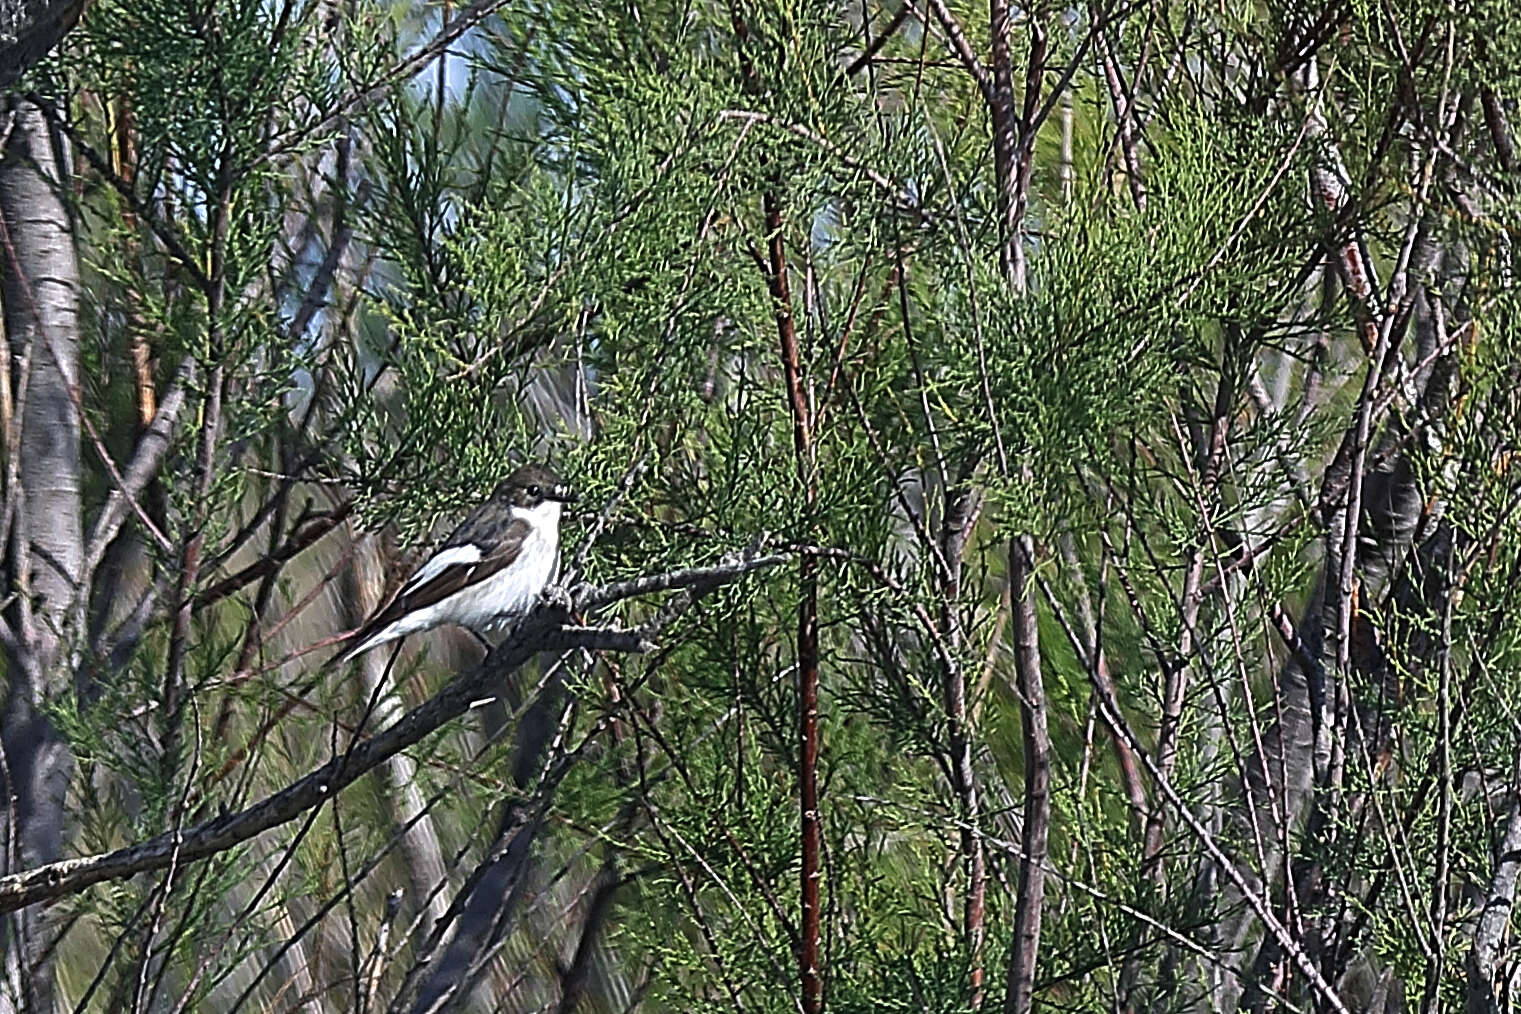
[79,356,194,587]
[716,110,940,226]
[0,555,785,914]
[924,0,992,101]
[192,502,354,610]
[270,0,519,157]
[845,0,915,76]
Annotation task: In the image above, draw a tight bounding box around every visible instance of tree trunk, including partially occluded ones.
[0,95,82,1014]
[0,0,85,85]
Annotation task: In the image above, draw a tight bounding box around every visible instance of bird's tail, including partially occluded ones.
[330,625,396,668]
[328,602,410,665]
[331,639,364,668]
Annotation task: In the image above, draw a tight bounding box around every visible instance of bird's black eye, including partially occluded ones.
[529,485,541,498]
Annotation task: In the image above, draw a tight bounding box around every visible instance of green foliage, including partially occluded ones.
[9,0,1521,1009]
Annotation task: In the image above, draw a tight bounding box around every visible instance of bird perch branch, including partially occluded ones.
[0,553,786,913]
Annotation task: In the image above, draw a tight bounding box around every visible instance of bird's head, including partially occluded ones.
[494,463,576,511]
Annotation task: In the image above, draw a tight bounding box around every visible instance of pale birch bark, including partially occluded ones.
[0,96,82,1014]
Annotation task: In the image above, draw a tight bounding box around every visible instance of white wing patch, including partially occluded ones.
[402,544,483,593]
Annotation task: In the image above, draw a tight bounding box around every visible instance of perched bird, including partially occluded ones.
[337,463,576,664]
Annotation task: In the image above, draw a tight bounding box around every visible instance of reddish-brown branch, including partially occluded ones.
[763,186,823,1014]
[192,503,353,609]
[733,8,823,1007]
[109,93,160,433]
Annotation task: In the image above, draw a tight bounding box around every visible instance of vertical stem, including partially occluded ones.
[764,187,822,1014]
[1009,21,1046,290]
[109,93,157,431]
[139,138,231,1005]
[796,541,822,1014]
[1467,750,1521,1013]
[987,0,1020,283]
[432,0,451,144]
[1059,89,1074,205]
[1143,369,1232,873]
[1003,535,1048,1014]
[986,6,1048,1009]
[1094,3,1147,211]
[940,479,986,1004]
[161,140,231,775]
[1421,536,1455,1014]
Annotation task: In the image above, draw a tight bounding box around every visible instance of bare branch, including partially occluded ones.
[1466,755,1521,1014]
[574,551,788,612]
[923,0,992,101]
[193,503,354,611]
[0,556,784,913]
[79,356,193,587]
[556,865,622,1014]
[1002,535,1049,1014]
[845,1,915,76]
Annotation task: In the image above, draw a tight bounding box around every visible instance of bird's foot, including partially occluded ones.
[539,583,574,614]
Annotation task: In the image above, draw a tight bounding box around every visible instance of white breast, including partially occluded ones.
[342,502,564,659]
[447,502,561,630]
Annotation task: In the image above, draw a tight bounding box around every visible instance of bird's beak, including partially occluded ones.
[553,484,577,504]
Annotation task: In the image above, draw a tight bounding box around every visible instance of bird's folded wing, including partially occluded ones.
[351,518,531,639]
